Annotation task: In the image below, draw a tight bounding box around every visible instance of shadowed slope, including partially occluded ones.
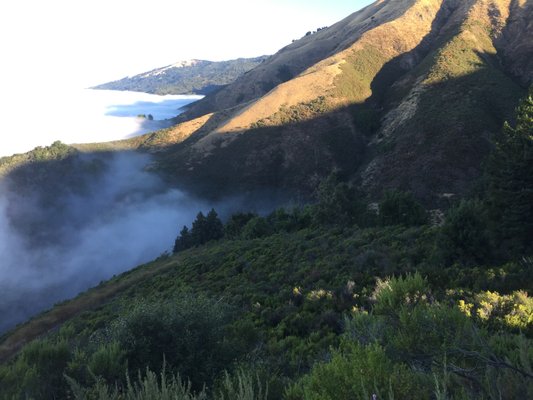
[133,0,529,204]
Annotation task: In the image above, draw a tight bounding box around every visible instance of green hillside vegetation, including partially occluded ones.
[92,57,268,95]
[0,141,75,177]
[1,92,531,399]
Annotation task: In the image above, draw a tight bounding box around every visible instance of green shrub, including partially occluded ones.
[241,216,272,239]
[88,342,127,385]
[286,342,430,400]
[372,273,430,316]
[458,290,533,334]
[67,366,207,400]
[109,295,234,391]
[0,339,72,400]
[313,173,370,227]
[378,190,427,227]
[224,212,257,238]
[439,199,490,265]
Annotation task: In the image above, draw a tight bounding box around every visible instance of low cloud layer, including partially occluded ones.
[0,89,200,157]
[0,152,233,333]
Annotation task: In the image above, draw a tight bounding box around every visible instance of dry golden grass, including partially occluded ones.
[189,0,444,153]
[214,63,343,134]
[73,113,214,154]
[18,0,519,160]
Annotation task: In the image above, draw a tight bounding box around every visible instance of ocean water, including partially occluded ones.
[0,89,202,157]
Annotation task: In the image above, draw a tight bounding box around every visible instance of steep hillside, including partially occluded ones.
[1,175,531,398]
[0,2,531,398]
[92,57,268,95]
[5,1,528,205]
[136,0,530,205]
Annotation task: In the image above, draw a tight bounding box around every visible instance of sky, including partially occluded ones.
[0,0,374,91]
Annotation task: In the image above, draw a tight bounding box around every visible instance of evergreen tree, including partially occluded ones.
[485,87,533,256]
[205,208,224,242]
[191,211,208,245]
[173,225,191,253]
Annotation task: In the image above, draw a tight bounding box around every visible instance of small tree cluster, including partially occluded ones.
[173,209,224,253]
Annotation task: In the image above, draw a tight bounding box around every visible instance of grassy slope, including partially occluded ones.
[135,0,527,204]
[362,1,526,201]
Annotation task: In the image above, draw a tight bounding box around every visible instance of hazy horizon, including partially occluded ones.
[0,89,201,157]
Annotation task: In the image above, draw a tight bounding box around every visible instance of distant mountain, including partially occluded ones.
[92,56,269,95]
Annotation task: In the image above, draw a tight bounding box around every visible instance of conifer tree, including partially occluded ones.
[206,208,224,242]
[485,87,533,255]
[191,211,208,245]
[173,225,191,253]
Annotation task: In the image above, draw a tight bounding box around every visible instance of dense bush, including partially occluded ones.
[286,342,431,400]
[107,295,235,390]
[289,274,533,400]
[241,216,273,239]
[378,190,428,227]
[224,212,257,238]
[313,173,371,227]
[0,339,71,399]
[87,342,127,386]
[439,199,490,265]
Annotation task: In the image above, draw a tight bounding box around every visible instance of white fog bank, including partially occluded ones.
[0,89,201,157]
[0,152,246,333]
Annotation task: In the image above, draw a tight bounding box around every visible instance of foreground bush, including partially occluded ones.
[285,342,430,400]
[67,367,268,400]
[107,295,235,391]
[287,274,533,400]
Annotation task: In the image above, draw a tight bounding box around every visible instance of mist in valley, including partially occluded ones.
[0,151,249,333]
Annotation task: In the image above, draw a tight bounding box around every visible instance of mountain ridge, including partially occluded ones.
[8,0,530,207]
[138,0,530,205]
[92,56,269,95]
